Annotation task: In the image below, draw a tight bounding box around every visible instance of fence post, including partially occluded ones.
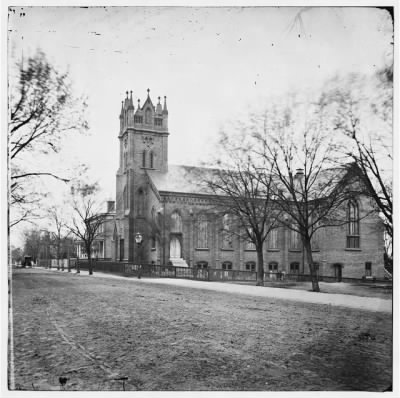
[174,267,177,278]
[67,258,71,272]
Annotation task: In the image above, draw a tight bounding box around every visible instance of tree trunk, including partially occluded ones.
[304,239,320,292]
[57,243,60,270]
[88,250,93,275]
[256,247,264,286]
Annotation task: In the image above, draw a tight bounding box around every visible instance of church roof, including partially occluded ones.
[147,165,216,195]
[147,164,356,199]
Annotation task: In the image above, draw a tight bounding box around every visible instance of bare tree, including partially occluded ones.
[203,132,281,286]
[254,99,359,292]
[322,73,393,252]
[9,49,88,227]
[48,207,71,270]
[66,182,106,275]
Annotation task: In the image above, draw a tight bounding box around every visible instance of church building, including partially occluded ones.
[109,89,386,281]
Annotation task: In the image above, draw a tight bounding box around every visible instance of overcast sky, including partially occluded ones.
[7,4,393,244]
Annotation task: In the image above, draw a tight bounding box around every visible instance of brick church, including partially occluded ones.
[101,89,386,280]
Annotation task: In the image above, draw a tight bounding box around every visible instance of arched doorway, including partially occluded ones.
[333,263,342,282]
[170,236,181,258]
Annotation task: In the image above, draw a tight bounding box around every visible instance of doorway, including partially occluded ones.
[170,236,181,258]
[333,263,342,282]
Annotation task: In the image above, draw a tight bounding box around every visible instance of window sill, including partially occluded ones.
[151,248,156,252]
[267,249,280,252]
[288,249,302,253]
[195,248,209,251]
[244,249,257,252]
[312,249,320,252]
[345,248,362,251]
[221,248,234,251]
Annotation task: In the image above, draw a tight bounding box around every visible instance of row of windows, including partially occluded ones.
[197,261,372,276]
[135,201,361,249]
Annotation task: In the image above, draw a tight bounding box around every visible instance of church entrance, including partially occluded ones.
[170,236,181,258]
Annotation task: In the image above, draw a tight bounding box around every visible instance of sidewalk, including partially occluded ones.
[37,267,393,313]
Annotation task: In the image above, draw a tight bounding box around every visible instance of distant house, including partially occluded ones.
[104,89,385,280]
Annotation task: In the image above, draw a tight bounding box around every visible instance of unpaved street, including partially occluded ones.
[10,268,392,391]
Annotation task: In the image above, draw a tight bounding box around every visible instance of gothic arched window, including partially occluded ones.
[171,211,182,233]
[197,214,209,249]
[347,200,360,248]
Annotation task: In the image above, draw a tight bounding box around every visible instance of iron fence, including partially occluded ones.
[42,259,389,284]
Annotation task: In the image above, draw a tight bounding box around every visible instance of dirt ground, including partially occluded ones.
[9,268,392,391]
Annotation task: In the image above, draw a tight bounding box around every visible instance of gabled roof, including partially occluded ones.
[147,165,217,195]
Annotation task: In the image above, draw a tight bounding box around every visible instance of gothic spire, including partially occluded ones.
[162,96,168,115]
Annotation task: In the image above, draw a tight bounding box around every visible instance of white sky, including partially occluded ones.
[6,3,394,244]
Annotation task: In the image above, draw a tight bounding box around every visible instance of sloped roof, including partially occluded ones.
[147,165,217,195]
[147,163,356,199]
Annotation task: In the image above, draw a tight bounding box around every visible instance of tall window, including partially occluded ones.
[222,214,233,249]
[137,189,144,216]
[268,228,278,249]
[197,214,209,249]
[142,151,146,168]
[289,224,301,250]
[245,228,256,250]
[347,200,360,248]
[150,152,154,168]
[171,211,182,233]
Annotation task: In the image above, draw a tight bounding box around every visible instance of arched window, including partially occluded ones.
[268,228,278,249]
[137,189,144,216]
[222,261,232,270]
[150,151,154,168]
[197,214,209,249]
[142,151,146,168]
[171,211,182,233]
[151,207,156,223]
[145,108,151,124]
[245,261,256,271]
[347,200,360,248]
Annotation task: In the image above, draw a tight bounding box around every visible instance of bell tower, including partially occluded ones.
[115,89,169,261]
